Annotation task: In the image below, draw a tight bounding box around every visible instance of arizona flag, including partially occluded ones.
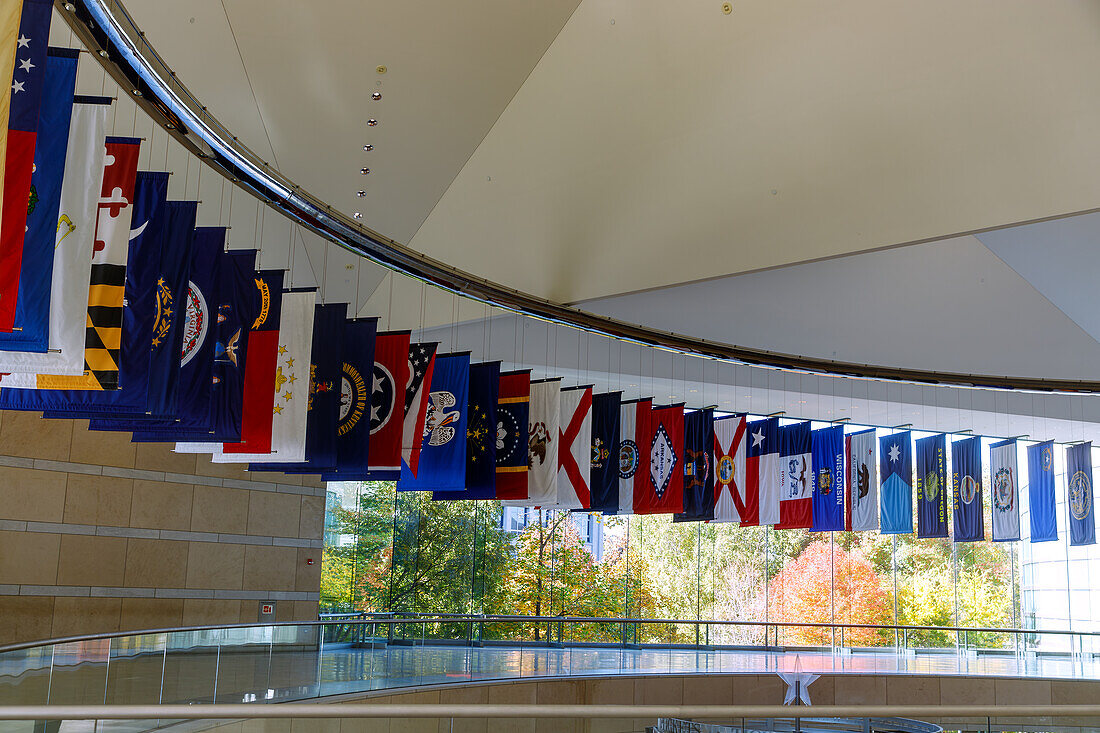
[777,421,813,529]
[617,397,651,515]
[364,330,411,477]
[636,403,684,514]
[557,385,593,509]
[400,342,437,478]
[713,414,749,523]
[846,428,878,531]
[0,0,51,330]
[494,370,530,501]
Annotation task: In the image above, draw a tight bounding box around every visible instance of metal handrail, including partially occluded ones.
[0,613,1078,655]
[52,0,1100,394]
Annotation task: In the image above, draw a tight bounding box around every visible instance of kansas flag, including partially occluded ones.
[879,431,913,534]
[810,425,844,532]
[951,436,984,543]
[398,352,470,492]
[1067,442,1095,547]
[916,434,947,539]
[1027,440,1057,543]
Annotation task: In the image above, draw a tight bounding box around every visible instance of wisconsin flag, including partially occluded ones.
[951,436,984,543]
[557,385,593,509]
[748,417,781,525]
[1067,442,1095,547]
[618,397,651,515]
[916,434,948,539]
[589,391,621,513]
[1026,440,1057,543]
[397,352,469,491]
[514,377,560,507]
[400,341,437,478]
[636,403,684,515]
[777,421,813,529]
[494,370,530,501]
[846,429,878,531]
[879,431,913,534]
[364,330,412,478]
[713,414,748,523]
[810,425,845,532]
[989,438,1020,542]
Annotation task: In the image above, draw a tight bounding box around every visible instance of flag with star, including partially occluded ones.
[1026,440,1057,543]
[951,435,984,542]
[215,290,315,463]
[747,417,781,525]
[0,0,52,330]
[634,403,684,515]
[397,352,469,492]
[879,431,913,534]
[363,330,411,478]
[1067,442,1095,547]
[588,391,621,513]
[915,433,947,539]
[320,318,378,479]
[0,1,23,249]
[0,48,77,354]
[776,421,813,529]
[676,407,714,521]
[810,425,845,532]
[494,369,530,501]
[400,341,437,478]
[433,360,499,500]
[846,428,878,531]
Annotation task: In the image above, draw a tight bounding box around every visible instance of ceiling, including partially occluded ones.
[48,0,1100,388]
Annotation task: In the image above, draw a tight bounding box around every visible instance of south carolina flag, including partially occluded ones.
[713,414,749,523]
[617,397,651,515]
[635,403,684,515]
[777,421,813,529]
[364,330,411,477]
[557,385,593,509]
[847,428,878,531]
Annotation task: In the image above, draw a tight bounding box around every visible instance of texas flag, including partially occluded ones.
[635,403,684,514]
[747,417,781,525]
[713,415,748,523]
[777,421,813,529]
[557,385,593,509]
[618,397,651,515]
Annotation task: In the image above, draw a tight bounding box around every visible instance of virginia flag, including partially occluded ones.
[879,431,913,534]
[713,414,748,523]
[847,428,878,531]
[677,408,714,521]
[618,397,650,515]
[636,403,684,515]
[363,331,411,478]
[1067,442,1095,547]
[0,48,77,351]
[557,385,593,509]
[397,352,469,491]
[321,318,377,478]
[589,391,621,513]
[434,360,498,499]
[0,0,51,330]
[1027,440,1057,543]
[810,425,844,532]
[777,422,813,529]
[952,436,984,543]
[748,417,781,525]
[989,438,1020,542]
[916,434,947,539]
[399,341,437,478]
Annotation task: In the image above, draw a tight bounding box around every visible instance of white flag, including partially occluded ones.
[752,418,782,526]
[617,399,649,515]
[0,103,106,380]
[713,415,747,523]
[990,439,1021,542]
[505,378,560,507]
[213,292,316,464]
[556,386,592,509]
[848,429,879,531]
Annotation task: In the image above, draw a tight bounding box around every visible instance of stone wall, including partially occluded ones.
[0,410,326,645]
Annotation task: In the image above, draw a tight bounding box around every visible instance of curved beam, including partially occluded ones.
[55,0,1100,394]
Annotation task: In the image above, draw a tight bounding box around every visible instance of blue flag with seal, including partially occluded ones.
[433,361,499,500]
[810,425,845,532]
[674,407,715,522]
[951,435,984,542]
[879,431,913,534]
[1067,442,1095,547]
[915,434,948,539]
[0,48,77,353]
[1027,440,1057,543]
[589,391,623,514]
[211,250,257,442]
[126,228,226,441]
[398,352,470,492]
[320,318,377,479]
[251,302,346,473]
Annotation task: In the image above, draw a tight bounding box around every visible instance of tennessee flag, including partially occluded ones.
[365,330,411,477]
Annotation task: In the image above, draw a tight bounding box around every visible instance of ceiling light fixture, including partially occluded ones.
[363,144,373,151]
[371,92,382,101]
[360,168,370,175]
[367,119,378,126]
[353,212,362,219]
[356,191,366,197]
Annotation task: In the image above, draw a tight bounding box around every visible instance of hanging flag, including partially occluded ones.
[810,425,845,532]
[433,360,499,499]
[362,331,411,478]
[951,435,984,543]
[0,0,52,330]
[0,2,22,239]
[0,100,107,380]
[126,229,226,441]
[556,385,593,509]
[847,428,878,531]
[494,370,530,501]
[319,318,377,478]
[250,302,345,473]
[748,417,781,525]
[215,290,315,464]
[37,137,140,391]
[210,249,257,442]
[617,397,650,516]
[990,438,1021,542]
[1027,440,1057,543]
[915,434,948,539]
[1067,442,1095,547]
[713,414,748,523]
[0,48,77,352]
[777,422,813,529]
[635,403,684,515]
[589,391,621,513]
[677,408,715,521]
[399,341,437,478]
[879,431,913,534]
[512,377,560,506]
[397,352,469,491]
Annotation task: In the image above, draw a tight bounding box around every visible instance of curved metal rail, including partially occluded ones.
[54,0,1100,394]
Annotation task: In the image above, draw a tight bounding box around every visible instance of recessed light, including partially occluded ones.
[97,50,108,58]
[363,144,373,151]
[360,168,370,175]
[353,212,362,219]
[371,92,382,101]
[367,119,378,127]
[356,190,366,197]
[132,89,142,96]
